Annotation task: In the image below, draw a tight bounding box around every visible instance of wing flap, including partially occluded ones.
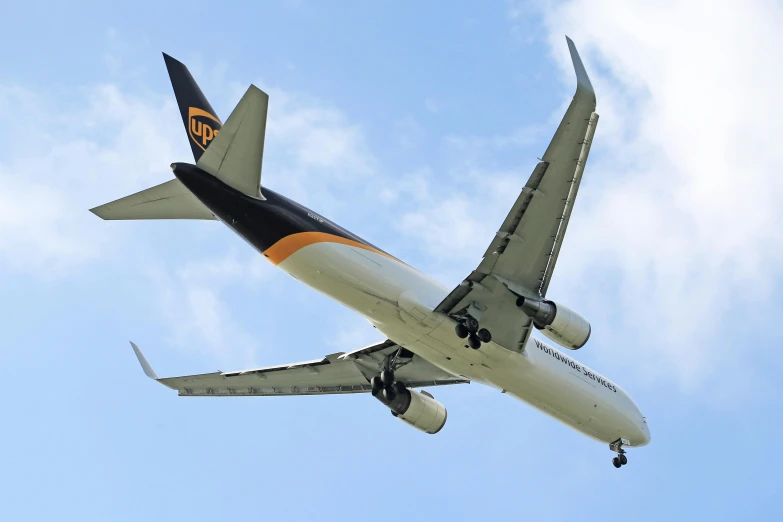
[132,341,468,397]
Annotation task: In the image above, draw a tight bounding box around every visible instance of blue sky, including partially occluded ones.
[1,1,781,521]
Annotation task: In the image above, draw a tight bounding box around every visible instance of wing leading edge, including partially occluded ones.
[434,37,599,353]
[130,341,468,397]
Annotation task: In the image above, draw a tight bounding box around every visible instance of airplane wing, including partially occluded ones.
[131,340,468,397]
[434,37,599,353]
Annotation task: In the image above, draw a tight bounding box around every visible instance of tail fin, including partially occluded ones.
[196,85,269,198]
[90,53,225,221]
[163,53,223,162]
[90,55,267,219]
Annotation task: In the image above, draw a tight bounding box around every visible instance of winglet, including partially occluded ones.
[565,36,596,103]
[130,342,159,380]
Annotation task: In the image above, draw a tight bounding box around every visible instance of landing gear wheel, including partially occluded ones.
[609,438,629,469]
[468,334,481,350]
[465,316,479,334]
[370,376,383,395]
[393,381,407,395]
[477,328,492,343]
[455,322,469,339]
[381,370,395,387]
[382,386,396,401]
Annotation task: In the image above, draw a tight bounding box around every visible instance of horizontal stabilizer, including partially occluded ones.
[196,85,268,198]
[90,179,216,220]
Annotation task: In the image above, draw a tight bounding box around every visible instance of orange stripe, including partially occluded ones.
[263,232,396,265]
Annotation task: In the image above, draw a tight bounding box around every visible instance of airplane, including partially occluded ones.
[91,37,650,468]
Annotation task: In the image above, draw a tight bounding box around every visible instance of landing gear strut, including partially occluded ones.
[371,348,410,401]
[454,316,492,350]
[610,438,629,468]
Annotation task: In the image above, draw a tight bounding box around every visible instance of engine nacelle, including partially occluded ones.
[517,297,591,350]
[375,386,447,434]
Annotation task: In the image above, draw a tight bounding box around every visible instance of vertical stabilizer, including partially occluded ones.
[163,53,223,162]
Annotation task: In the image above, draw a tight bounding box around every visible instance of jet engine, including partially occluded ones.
[375,384,447,434]
[516,297,591,350]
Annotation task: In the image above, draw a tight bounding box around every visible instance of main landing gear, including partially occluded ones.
[610,438,629,468]
[371,370,404,401]
[454,315,492,350]
[371,348,410,401]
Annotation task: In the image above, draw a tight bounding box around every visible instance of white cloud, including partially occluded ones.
[386,1,783,390]
[0,84,184,275]
[425,97,445,114]
[175,251,273,287]
[534,0,783,384]
[0,169,98,273]
[0,63,378,365]
[266,87,373,176]
[214,83,377,219]
[328,321,385,353]
[466,0,783,388]
[147,250,274,368]
[397,116,424,150]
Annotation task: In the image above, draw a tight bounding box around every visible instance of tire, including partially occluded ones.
[370,375,383,394]
[468,334,481,350]
[381,370,395,387]
[382,386,396,401]
[393,381,407,395]
[465,316,479,333]
[455,322,469,339]
[477,328,492,343]
[612,457,622,468]
[620,454,628,465]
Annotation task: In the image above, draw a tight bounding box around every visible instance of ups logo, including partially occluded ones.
[188,107,222,151]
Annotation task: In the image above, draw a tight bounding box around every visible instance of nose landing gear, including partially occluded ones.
[610,438,630,468]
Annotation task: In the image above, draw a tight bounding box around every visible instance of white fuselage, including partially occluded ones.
[278,241,650,447]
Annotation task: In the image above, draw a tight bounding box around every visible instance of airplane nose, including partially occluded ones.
[636,417,651,447]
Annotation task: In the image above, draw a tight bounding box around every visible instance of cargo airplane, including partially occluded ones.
[92,38,650,468]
